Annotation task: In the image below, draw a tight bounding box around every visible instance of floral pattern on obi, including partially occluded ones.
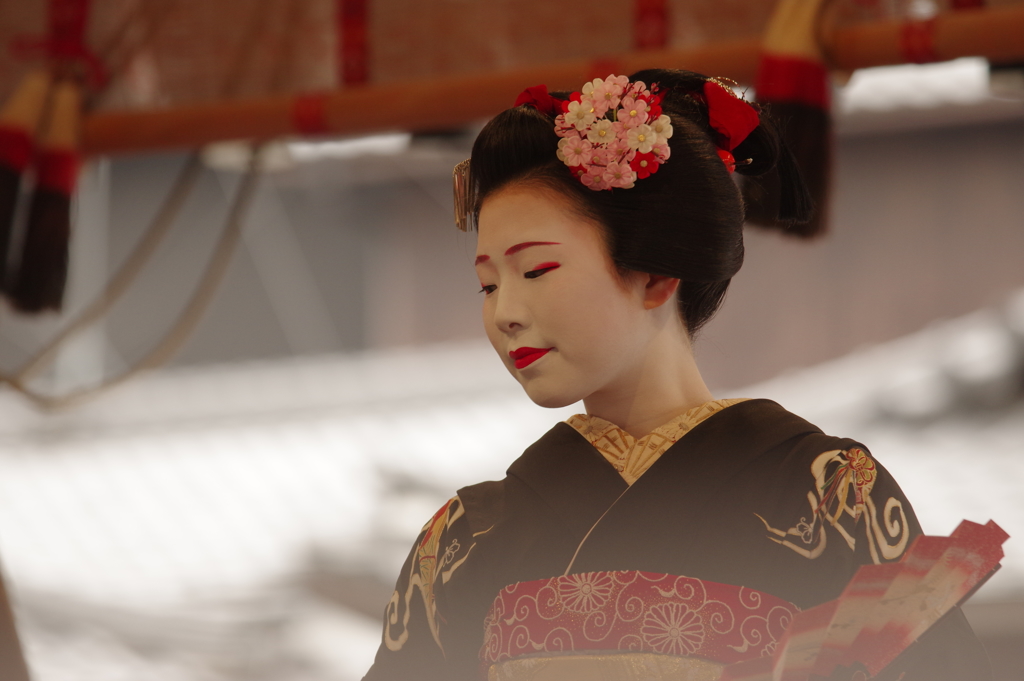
[480,571,799,671]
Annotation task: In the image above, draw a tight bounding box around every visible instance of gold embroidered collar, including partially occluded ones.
[566,398,747,485]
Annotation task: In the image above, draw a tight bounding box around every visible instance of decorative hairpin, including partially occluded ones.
[453,158,473,232]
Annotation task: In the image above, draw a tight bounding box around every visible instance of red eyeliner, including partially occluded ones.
[532,262,560,270]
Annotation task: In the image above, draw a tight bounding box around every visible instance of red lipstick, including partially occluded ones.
[509,347,552,369]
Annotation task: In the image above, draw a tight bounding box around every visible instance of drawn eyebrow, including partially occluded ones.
[504,241,561,256]
[474,254,491,265]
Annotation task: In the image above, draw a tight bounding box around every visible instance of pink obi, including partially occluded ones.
[480,571,799,680]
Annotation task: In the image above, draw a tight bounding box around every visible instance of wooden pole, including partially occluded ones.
[81,5,1024,157]
[828,4,1024,70]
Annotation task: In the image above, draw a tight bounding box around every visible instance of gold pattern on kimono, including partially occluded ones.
[385,495,475,652]
[757,447,910,564]
[567,399,747,485]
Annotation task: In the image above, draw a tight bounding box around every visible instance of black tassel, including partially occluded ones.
[745,0,832,238]
[0,71,51,292]
[10,80,79,313]
[0,165,19,288]
[11,186,70,312]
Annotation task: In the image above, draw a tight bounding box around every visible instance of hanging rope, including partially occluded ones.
[13,152,203,384]
[0,0,297,407]
[3,144,265,409]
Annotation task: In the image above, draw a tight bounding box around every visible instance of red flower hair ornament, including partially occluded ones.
[514,75,760,187]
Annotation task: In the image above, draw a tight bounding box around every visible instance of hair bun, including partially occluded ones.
[629,68,814,228]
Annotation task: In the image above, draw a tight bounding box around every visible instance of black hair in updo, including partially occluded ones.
[468,68,812,337]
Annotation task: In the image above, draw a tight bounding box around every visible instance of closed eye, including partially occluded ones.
[524,262,561,279]
[479,284,497,294]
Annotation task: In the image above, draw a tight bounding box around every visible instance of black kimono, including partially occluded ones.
[363,399,990,680]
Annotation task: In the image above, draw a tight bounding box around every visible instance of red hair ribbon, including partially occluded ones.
[514,84,562,117]
[703,80,759,152]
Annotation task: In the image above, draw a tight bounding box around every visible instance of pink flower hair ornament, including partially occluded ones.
[514,76,760,190]
[557,76,669,191]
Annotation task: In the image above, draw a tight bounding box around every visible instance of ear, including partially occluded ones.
[642,274,680,310]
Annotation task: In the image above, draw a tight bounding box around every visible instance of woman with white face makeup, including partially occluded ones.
[363,70,990,681]
[475,186,706,428]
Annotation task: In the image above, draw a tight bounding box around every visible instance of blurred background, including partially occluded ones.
[0,0,1023,679]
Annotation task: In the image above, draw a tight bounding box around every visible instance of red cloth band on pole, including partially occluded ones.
[337,0,369,86]
[586,57,626,83]
[0,128,34,172]
[291,93,331,135]
[35,149,79,195]
[48,0,90,47]
[754,55,830,109]
[634,0,669,50]
[11,0,107,87]
[899,18,939,64]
